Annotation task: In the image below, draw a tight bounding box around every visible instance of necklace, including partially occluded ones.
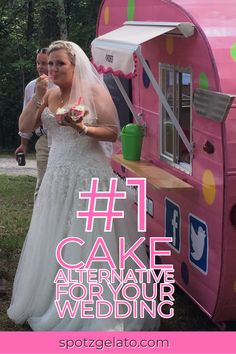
[59,92,70,107]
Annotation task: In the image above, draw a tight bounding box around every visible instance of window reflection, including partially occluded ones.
[160,65,192,171]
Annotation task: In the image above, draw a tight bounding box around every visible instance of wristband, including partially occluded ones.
[79,125,88,136]
[33,95,43,108]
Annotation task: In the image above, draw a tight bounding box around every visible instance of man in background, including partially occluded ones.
[15,48,52,199]
[0,49,51,295]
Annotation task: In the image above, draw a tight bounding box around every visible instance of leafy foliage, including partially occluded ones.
[0,0,102,151]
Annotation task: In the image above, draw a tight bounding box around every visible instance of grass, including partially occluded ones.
[0,174,35,331]
[0,174,235,331]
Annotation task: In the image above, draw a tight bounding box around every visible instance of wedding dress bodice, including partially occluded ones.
[42,107,109,173]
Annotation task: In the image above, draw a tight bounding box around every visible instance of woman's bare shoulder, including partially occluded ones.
[47,87,60,107]
[47,87,60,100]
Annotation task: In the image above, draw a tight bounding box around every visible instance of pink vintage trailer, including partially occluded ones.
[91,0,236,325]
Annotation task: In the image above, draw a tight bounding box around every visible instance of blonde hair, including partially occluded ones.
[48,40,75,65]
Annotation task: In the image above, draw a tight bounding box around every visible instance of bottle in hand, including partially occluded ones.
[16,152,26,166]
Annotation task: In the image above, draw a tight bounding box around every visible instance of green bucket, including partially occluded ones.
[121,124,144,161]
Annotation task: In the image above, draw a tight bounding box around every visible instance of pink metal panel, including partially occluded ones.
[224,107,236,172]
[145,185,224,317]
[97,0,236,322]
[213,175,236,321]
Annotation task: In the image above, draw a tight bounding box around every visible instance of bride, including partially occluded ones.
[7,41,159,331]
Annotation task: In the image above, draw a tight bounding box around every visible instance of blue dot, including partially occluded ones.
[142,59,151,88]
[181,262,189,285]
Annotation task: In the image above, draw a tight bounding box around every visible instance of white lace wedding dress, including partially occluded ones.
[7,108,159,331]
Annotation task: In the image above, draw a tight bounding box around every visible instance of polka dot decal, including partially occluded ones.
[181,262,189,285]
[104,5,110,25]
[199,72,209,89]
[127,0,135,21]
[166,36,174,55]
[142,59,151,88]
[230,43,236,61]
[202,169,216,205]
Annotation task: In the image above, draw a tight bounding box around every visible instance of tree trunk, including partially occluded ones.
[26,0,34,41]
[57,0,68,40]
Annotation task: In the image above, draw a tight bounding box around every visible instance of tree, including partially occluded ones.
[57,0,68,39]
[0,0,102,151]
[26,0,34,41]
[38,0,60,46]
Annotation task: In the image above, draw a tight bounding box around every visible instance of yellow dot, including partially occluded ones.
[202,170,216,205]
[233,280,236,293]
[104,6,110,25]
[166,36,174,55]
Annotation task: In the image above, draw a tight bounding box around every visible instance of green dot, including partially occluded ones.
[127,0,135,21]
[230,43,236,61]
[199,72,209,89]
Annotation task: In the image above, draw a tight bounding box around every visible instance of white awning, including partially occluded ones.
[91,21,194,78]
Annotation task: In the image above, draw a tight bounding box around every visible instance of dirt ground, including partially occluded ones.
[0,158,37,177]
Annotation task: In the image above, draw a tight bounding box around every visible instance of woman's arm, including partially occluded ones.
[19,75,49,133]
[82,125,117,142]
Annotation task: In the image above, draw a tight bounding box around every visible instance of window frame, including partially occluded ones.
[159,63,192,174]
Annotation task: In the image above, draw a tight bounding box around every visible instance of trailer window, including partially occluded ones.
[103,73,132,128]
[160,64,192,173]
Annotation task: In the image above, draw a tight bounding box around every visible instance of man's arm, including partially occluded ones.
[15,81,35,158]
